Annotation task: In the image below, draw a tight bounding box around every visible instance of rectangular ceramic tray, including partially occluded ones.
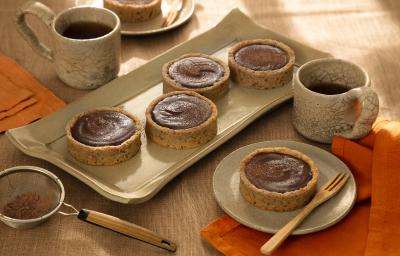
[6,9,332,204]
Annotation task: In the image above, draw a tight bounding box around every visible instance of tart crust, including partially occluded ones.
[228,39,295,89]
[104,0,161,22]
[145,91,218,149]
[162,53,230,101]
[239,147,319,212]
[66,107,142,166]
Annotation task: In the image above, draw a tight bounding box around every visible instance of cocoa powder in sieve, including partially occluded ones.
[2,192,52,219]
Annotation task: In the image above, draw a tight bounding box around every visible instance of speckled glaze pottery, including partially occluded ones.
[293,58,379,143]
[16,1,121,89]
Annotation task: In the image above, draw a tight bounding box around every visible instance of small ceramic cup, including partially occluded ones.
[16,1,121,89]
[292,58,379,143]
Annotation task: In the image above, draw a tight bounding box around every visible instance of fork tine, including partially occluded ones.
[162,13,172,27]
[330,173,349,191]
[166,11,177,26]
[161,3,174,27]
[326,173,348,191]
[162,0,181,27]
[170,11,178,24]
[326,173,345,191]
[321,173,342,190]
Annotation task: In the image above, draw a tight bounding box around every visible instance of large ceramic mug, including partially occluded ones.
[292,58,379,143]
[16,1,121,89]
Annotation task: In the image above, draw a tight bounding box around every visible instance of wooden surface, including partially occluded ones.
[1,0,399,255]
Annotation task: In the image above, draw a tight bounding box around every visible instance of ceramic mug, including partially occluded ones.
[292,58,379,143]
[16,1,121,89]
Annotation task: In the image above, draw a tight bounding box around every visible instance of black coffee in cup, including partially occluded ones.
[62,21,112,40]
[308,82,350,95]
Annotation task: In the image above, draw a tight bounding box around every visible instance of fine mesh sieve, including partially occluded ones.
[0,166,176,252]
[0,166,65,229]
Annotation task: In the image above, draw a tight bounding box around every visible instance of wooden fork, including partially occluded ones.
[162,0,183,27]
[260,172,350,255]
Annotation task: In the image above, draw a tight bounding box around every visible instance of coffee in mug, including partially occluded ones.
[307,82,350,95]
[62,22,113,40]
[292,58,379,143]
[16,1,121,89]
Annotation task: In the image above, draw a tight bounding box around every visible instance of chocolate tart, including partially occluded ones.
[162,53,230,101]
[239,147,318,211]
[104,0,161,22]
[66,108,141,166]
[228,39,295,89]
[145,91,217,149]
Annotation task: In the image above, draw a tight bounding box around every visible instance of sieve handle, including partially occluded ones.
[77,209,177,252]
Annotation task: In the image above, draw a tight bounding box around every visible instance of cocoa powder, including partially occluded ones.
[2,192,52,219]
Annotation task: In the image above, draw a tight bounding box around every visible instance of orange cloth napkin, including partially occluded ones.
[201,118,400,256]
[0,53,65,132]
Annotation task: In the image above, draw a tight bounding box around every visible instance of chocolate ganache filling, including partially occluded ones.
[234,44,289,71]
[245,152,312,193]
[152,94,211,129]
[71,111,136,147]
[168,57,224,88]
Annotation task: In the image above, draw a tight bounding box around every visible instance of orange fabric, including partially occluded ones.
[357,117,390,149]
[331,136,372,202]
[201,119,400,255]
[0,74,33,112]
[202,205,370,256]
[364,122,400,256]
[0,97,38,120]
[0,53,65,132]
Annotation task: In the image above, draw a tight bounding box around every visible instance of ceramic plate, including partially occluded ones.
[6,9,332,204]
[75,0,194,35]
[213,140,356,235]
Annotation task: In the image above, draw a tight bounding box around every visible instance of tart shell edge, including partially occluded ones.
[145,91,218,149]
[162,53,230,101]
[239,147,319,212]
[228,39,295,89]
[66,107,142,166]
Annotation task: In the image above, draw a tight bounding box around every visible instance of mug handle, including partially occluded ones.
[338,86,379,139]
[16,1,55,61]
